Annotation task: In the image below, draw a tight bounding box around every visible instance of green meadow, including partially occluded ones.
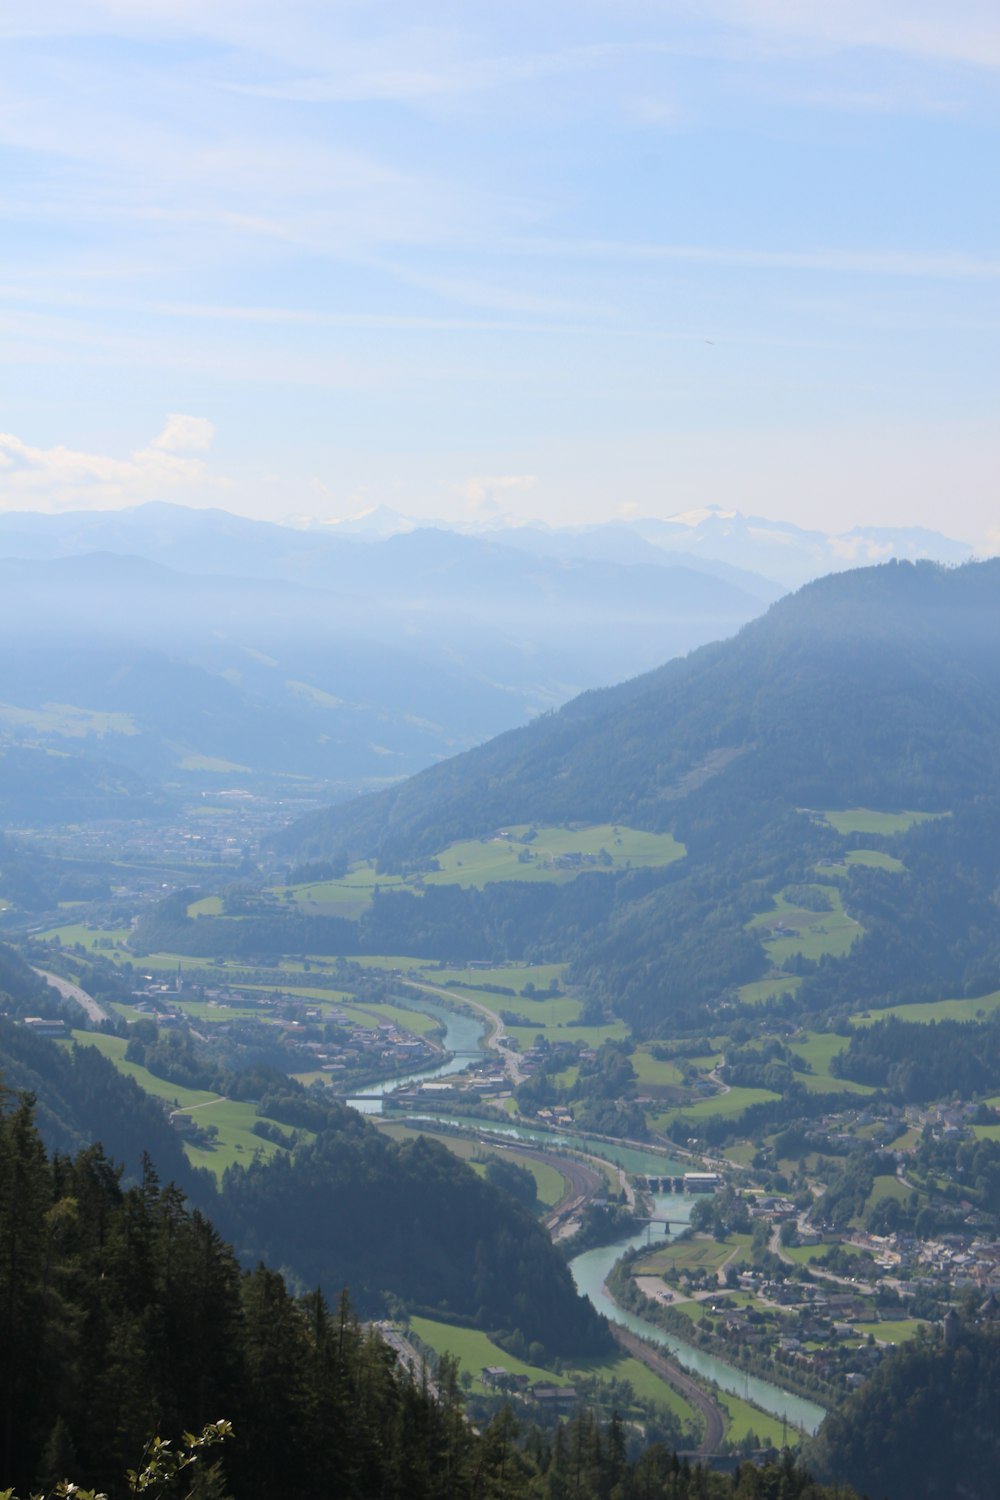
[852,989,1000,1026]
[408,1316,698,1429]
[844,849,905,872]
[737,976,803,1007]
[818,808,947,836]
[635,1232,753,1277]
[749,886,860,964]
[787,1032,875,1096]
[277,826,685,914]
[851,1320,929,1345]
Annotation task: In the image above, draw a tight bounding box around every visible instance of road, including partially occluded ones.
[33,967,109,1024]
[609,1325,725,1455]
[375,1322,442,1401]
[410,980,527,1085]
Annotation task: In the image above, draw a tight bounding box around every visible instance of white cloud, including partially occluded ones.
[459,474,538,513]
[151,412,215,451]
[0,415,228,512]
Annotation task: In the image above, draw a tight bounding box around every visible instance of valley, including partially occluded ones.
[5,557,1000,1497]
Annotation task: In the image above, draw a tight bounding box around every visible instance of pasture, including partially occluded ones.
[851,1320,929,1345]
[422,824,685,889]
[749,886,860,964]
[844,849,905,872]
[635,1232,753,1277]
[787,1032,875,1096]
[852,989,1000,1026]
[408,1316,698,1428]
[737,976,803,1006]
[818,808,947,836]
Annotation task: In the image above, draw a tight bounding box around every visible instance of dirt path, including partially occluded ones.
[609,1325,725,1455]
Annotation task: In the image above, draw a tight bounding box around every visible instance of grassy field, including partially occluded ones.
[781,1240,866,1266]
[180,1098,295,1175]
[652,1087,782,1133]
[39,922,132,952]
[187,895,224,916]
[278,826,684,911]
[818,808,947,836]
[508,1020,629,1051]
[631,1049,686,1088]
[862,1174,911,1218]
[787,1032,875,1097]
[0,701,136,737]
[635,1233,753,1277]
[844,849,905,872]
[408,1317,697,1427]
[716,1391,790,1447]
[63,1032,284,1177]
[432,962,568,993]
[421,824,686,890]
[749,886,860,964]
[737,977,803,1007]
[852,1319,929,1345]
[852,989,1000,1026]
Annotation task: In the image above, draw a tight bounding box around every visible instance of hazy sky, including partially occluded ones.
[2,2,998,546]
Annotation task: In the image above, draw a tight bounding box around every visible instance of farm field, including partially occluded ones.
[737,977,803,1006]
[506,1018,629,1052]
[715,1391,787,1448]
[851,1320,929,1345]
[817,808,947,836]
[780,1240,866,1267]
[180,1097,295,1176]
[852,989,1000,1026]
[749,886,860,964]
[631,1049,686,1089]
[635,1232,753,1277]
[422,824,686,889]
[651,1087,782,1133]
[432,962,568,992]
[63,1031,285,1175]
[408,1316,698,1430]
[39,922,132,952]
[787,1032,875,1096]
[844,849,905,872]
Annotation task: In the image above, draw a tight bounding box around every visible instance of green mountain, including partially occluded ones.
[0,943,604,1358]
[279,559,1000,862]
[271,560,1000,1032]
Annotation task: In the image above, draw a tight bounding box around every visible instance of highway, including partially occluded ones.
[33,967,109,1024]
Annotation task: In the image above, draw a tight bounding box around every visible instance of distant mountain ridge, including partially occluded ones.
[277,557,1000,864]
[0,510,775,817]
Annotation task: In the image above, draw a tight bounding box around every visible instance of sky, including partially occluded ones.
[1,1,998,546]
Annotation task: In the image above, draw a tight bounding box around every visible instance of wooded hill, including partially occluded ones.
[263,561,1000,1033]
[0,955,605,1359]
[278,559,1000,863]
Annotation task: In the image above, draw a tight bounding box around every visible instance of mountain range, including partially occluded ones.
[274,558,1000,1034]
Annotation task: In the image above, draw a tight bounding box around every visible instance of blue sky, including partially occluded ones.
[1,1,998,546]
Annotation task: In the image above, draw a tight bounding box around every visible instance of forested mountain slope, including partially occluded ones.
[278,559,1000,864]
[263,561,1000,1035]
[0,944,602,1356]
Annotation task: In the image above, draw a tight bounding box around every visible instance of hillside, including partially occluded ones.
[0,532,770,812]
[277,559,1000,862]
[267,561,1000,1033]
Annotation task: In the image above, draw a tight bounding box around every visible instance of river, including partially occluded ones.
[350,997,487,1113]
[568,1200,826,1436]
[351,996,826,1434]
